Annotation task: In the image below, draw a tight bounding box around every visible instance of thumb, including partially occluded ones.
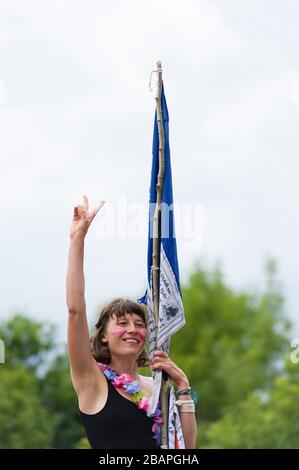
[73,206,80,220]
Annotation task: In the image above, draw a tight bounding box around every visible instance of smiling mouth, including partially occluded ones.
[122,338,140,344]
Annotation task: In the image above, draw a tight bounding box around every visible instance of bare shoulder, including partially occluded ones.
[140,375,153,393]
[145,375,153,382]
[140,374,153,382]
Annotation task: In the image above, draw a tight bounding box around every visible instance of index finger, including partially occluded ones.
[90,201,105,220]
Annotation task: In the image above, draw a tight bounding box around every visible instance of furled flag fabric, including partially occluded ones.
[139,83,185,449]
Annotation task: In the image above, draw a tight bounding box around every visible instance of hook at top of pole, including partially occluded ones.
[149,60,163,97]
[156,60,162,72]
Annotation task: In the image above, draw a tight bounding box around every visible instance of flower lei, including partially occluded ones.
[98,363,163,445]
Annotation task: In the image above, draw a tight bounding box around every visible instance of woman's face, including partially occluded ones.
[102,312,147,359]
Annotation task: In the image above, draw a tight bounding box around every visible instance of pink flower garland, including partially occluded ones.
[98,363,163,445]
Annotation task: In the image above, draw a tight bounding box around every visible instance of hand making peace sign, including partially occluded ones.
[70,195,105,239]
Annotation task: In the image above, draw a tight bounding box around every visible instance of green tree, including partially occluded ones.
[168,258,291,447]
[0,314,56,448]
[0,257,295,449]
[0,313,84,448]
[0,313,55,372]
[40,353,85,448]
[0,365,53,448]
[204,359,299,448]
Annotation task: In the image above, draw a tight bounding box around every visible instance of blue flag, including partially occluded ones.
[139,83,185,449]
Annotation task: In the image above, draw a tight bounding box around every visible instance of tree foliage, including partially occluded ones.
[0,258,297,448]
[168,259,292,447]
[205,367,299,448]
[0,314,55,372]
[0,365,53,448]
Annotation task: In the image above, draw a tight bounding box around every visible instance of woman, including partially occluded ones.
[66,195,197,449]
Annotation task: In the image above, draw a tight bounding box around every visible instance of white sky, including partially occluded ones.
[0,0,298,342]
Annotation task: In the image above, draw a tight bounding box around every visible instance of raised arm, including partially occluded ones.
[66,195,105,394]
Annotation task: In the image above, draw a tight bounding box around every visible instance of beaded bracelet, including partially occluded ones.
[175,388,199,405]
[176,387,191,395]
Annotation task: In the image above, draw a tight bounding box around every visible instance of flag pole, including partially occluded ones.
[152,60,171,449]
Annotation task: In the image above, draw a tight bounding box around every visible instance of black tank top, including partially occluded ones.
[78,375,161,449]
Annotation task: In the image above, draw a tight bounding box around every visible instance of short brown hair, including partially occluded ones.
[90,298,149,367]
